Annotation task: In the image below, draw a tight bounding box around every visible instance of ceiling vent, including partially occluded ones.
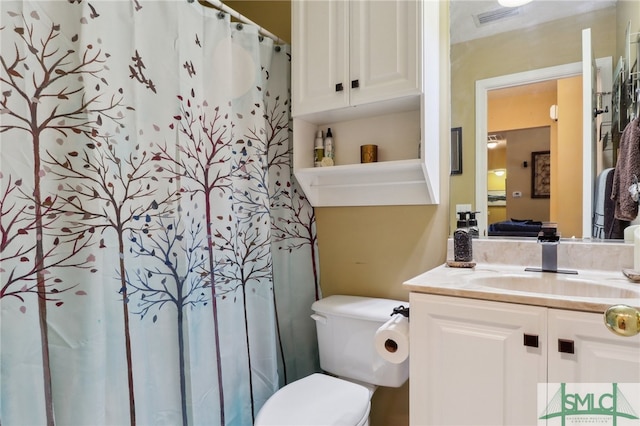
[474,7,521,27]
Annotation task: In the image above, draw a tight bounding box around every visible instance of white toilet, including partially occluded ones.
[254,295,409,426]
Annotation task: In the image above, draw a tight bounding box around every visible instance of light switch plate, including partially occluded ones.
[456,204,472,213]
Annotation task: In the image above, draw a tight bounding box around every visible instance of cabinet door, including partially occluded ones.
[410,293,547,426]
[548,309,640,383]
[350,0,420,106]
[291,0,349,116]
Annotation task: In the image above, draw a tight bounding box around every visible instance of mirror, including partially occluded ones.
[449,0,639,239]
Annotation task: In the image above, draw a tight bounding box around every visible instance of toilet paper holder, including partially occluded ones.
[391,305,409,319]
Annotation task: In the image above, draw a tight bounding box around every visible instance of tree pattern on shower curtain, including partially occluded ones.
[0,9,130,425]
[0,2,320,425]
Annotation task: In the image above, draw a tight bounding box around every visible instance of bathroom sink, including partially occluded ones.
[467,274,640,299]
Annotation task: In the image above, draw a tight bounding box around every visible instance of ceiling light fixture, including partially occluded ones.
[498,0,533,7]
[493,169,506,177]
[487,135,499,149]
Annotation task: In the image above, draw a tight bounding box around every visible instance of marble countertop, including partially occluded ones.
[403,238,640,313]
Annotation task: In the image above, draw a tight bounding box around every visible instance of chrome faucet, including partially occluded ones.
[539,223,559,272]
[525,223,577,274]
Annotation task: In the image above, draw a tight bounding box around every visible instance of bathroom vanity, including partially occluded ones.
[404,239,640,426]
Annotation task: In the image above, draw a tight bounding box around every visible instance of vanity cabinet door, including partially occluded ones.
[410,293,547,426]
[547,309,640,383]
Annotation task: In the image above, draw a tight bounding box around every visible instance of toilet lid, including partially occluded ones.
[255,373,371,426]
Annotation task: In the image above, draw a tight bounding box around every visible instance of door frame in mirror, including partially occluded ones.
[475,57,612,238]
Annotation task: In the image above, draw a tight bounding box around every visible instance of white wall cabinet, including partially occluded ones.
[290,0,441,207]
[410,293,640,425]
[292,0,419,117]
[292,0,348,116]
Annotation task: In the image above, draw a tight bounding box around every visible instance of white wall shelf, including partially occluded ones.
[295,159,436,207]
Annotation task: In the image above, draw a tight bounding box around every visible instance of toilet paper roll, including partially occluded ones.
[375,314,409,364]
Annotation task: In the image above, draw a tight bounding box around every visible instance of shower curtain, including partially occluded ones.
[0,1,320,425]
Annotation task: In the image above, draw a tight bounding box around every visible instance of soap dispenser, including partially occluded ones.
[468,212,479,239]
[453,212,473,262]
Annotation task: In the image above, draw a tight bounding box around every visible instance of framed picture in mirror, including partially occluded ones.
[451,127,462,175]
[531,151,551,198]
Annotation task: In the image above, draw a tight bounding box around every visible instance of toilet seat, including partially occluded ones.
[254,373,371,426]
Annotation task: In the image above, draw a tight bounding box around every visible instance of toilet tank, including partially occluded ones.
[311,295,409,388]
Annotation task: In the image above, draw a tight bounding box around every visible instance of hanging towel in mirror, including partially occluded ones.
[604,168,628,239]
[593,168,613,238]
[611,117,640,221]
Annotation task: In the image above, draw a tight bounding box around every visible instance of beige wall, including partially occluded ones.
[617,1,640,64]
[504,127,551,222]
[488,145,506,173]
[487,146,507,223]
[222,0,291,43]
[451,6,617,234]
[488,205,507,223]
[555,77,584,237]
[489,87,557,132]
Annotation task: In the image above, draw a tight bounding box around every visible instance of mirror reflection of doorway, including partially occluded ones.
[485,76,590,238]
[487,127,551,231]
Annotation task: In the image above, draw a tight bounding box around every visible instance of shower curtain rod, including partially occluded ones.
[198,0,285,45]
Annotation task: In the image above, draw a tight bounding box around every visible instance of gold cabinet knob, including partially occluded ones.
[604,305,640,337]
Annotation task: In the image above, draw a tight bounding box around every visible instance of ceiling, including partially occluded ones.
[450,0,617,44]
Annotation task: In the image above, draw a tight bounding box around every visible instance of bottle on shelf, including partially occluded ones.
[314,130,324,167]
[324,128,334,160]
